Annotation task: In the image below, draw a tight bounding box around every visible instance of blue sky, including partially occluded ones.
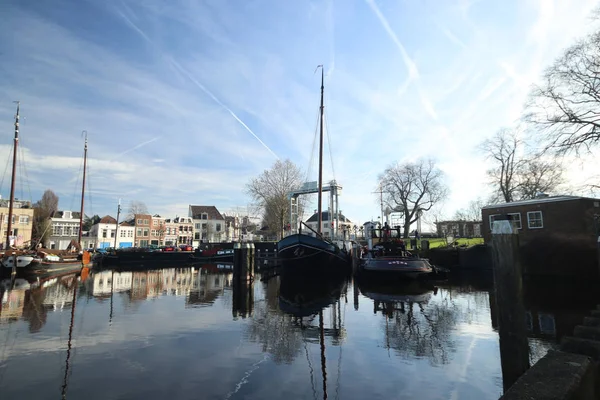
[0,0,598,226]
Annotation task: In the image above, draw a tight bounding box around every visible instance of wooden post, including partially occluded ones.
[491,219,530,392]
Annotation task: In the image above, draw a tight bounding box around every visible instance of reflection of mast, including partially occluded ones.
[109,270,115,325]
[61,277,78,399]
[319,310,327,400]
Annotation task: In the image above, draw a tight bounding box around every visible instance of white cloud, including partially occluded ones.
[0,0,599,227]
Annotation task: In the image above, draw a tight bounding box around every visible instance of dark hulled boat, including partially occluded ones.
[276,65,351,276]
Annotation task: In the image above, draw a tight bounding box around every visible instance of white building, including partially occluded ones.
[116,220,135,248]
[87,270,133,296]
[88,215,117,249]
[188,205,226,246]
[46,210,81,250]
[304,211,354,239]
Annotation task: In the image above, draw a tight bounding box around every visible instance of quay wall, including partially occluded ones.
[501,304,600,399]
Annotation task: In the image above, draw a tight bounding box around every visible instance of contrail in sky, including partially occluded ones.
[113,3,279,160]
[168,58,280,160]
[109,136,160,161]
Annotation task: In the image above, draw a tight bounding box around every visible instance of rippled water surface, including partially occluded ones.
[1,266,597,399]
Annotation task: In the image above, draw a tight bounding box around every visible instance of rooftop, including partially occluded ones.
[482,195,599,209]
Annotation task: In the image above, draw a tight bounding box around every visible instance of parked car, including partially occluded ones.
[162,246,176,252]
[179,244,193,251]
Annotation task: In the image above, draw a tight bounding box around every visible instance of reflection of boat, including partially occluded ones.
[357,278,435,304]
[276,66,351,276]
[359,237,433,280]
[278,270,348,318]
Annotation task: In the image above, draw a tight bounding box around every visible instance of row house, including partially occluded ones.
[189,205,225,247]
[223,214,240,242]
[0,199,34,249]
[46,210,81,250]
[89,215,118,249]
[435,220,482,238]
[163,217,194,245]
[133,213,151,247]
[150,214,166,246]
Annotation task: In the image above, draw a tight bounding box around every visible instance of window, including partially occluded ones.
[140,240,149,247]
[194,232,200,240]
[143,228,149,236]
[102,229,107,238]
[137,219,142,225]
[53,225,61,235]
[527,211,543,229]
[110,230,115,238]
[195,223,201,230]
[488,214,501,231]
[202,223,207,230]
[120,230,126,237]
[128,230,133,237]
[201,213,208,220]
[153,220,158,225]
[73,227,79,236]
[64,226,72,236]
[19,215,29,224]
[216,223,222,232]
[507,213,522,230]
[137,228,142,236]
[144,219,149,225]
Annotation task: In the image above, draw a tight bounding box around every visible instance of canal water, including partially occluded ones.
[0,266,599,399]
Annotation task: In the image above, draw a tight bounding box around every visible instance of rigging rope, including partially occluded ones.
[0,144,12,194]
[18,144,33,204]
[69,156,84,213]
[86,162,94,218]
[323,109,336,182]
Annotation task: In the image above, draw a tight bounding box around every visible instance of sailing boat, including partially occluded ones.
[1,102,35,270]
[276,66,351,276]
[28,134,92,272]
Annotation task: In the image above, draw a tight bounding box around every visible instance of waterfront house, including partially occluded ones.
[188,205,225,246]
[173,216,194,245]
[45,210,80,250]
[435,220,482,239]
[481,195,600,245]
[117,220,135,248]
[223,214,240,242]
[304,211,353,239]
[164,218,178,246]
[89,215,118,249]
[150,214,166,246]
[133,213,151,247]
[0,199,34,249]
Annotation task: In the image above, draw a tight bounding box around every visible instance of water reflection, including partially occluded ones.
[1,265,599,399]
[357,279,460,365]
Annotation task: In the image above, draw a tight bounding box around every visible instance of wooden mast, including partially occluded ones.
[317,65,324,235]
[5,101,20,250]
[78,132,87,249]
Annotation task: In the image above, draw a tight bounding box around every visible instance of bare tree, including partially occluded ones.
[517,158,564,199]
[379,159,449,238]
[480,128,523,203]
[127,200,148,219]
[481,129,565,202]
[32,189,59,245]
[525,28,600,154]
[246,159,304,240]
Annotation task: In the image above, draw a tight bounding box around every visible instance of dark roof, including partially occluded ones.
[482,195,600,210]
[189,205,224,220]
[52,211,81,219]
[99,215,117,224]
[306,211,351,223]
[120,219,135,226]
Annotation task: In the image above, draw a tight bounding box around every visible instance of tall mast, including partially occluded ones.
[78,132,87,249]
[113,199,121,249]
[6,101,20,250]
[317,65,324,235]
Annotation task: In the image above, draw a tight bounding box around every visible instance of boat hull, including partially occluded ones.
[1,255,35,269]
[359,256,433,280]
[277,234,351,276]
